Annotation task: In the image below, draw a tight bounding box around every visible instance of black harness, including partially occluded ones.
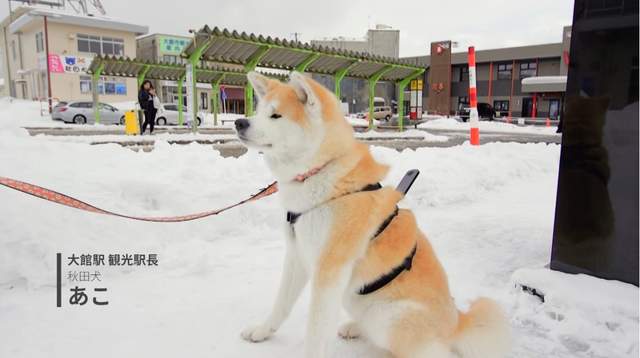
[286,182,416,296]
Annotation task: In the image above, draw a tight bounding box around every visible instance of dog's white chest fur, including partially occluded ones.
[278,175,338,271]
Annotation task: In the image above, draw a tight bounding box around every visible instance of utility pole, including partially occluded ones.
[291,32,301,43]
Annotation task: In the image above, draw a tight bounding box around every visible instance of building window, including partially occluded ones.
[459,66,469,82]
[80,76,91,93]
[77,34,124,56]
[497,63,513,80]
[80,75,127,95]
[101,37,124,56]
[200,92,208,110]
[35,32,44,53]
[162,55,178,64]
[493,100,509,112]
[520,61,537,78]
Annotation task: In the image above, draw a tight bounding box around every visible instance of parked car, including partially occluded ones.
[373,106,392,121]
[355,106,392,121]
[155,103,203,126]
[458,103,496,122]
[52,101,125,125]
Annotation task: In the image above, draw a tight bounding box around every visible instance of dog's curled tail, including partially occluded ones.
[451,297,511,358]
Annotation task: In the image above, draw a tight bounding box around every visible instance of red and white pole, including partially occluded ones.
[468,46,480,145]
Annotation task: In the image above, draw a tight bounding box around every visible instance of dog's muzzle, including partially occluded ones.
[235,118,250,135]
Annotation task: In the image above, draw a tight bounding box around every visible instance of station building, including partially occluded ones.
[0,6,147,103]
[402,26,571,119]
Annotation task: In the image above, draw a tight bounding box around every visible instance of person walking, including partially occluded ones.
[138,80,158,135]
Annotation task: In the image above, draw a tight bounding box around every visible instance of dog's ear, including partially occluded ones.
[289,71,318,107]
[247,71,269,99]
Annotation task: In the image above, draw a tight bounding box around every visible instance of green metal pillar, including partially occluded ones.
[136,64,151,88]
[177,74,185,125]
[294,53,320,72]
[91,62,104,124]
[211,74,224,126]
[396,69,425,131]
[186,37,214,132]
[189,57,199,132]
[367,65,394,129]
[334,61,357,100]
[243,46,270,117]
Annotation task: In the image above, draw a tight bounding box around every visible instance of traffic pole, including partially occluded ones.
[468,46,480,145]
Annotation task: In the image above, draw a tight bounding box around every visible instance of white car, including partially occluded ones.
[52,101,125,125]
[155,103,204,126]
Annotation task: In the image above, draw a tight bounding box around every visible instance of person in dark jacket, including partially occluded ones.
[138,80,157,135]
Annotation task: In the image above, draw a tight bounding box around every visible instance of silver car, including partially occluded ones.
[52,101,125,125]
[155,103,203,126]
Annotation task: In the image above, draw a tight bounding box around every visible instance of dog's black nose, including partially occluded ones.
[235,118,250,132]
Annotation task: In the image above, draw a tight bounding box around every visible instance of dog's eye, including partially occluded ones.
[270,113,282,119]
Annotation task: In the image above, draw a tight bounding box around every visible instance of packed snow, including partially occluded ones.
[420,116,560,135]
[0,99,637,358]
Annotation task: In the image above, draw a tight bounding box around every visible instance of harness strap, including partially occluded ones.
[286,182,382,225]
[373,207,398,239]
[284,180,416,296]
[358,244,417,295]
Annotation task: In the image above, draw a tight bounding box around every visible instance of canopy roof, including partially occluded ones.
[183,26,424,82]
[521,75,567,93]
[87,55,266,85]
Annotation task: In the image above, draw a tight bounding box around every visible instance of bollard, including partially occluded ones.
[468,46,480,145]
[124,111,140,135]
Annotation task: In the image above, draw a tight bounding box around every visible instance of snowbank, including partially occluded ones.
[0,98,636,358]
[355,129,448,142]
[420,116,561,135]
[511,268,638,357]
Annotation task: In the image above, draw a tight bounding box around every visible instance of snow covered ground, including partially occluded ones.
[0,99,637,358]
[420,116,560,136]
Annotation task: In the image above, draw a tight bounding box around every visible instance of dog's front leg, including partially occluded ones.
[304,263,354,358]
[241,226,308,342]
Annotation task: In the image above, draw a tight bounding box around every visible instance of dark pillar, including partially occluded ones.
[550,0,639,286]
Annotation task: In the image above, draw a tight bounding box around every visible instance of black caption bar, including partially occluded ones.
[56,253,61,307]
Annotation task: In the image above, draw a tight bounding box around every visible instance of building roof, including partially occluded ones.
[87,55,286,86]
[8,7,148,35]
[402,43,563,68]
[137,33,190,40]
[182,26,424,82]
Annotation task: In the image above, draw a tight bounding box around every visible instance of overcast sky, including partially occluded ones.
[2,0,574,57]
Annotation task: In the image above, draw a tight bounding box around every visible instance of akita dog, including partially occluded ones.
[235,71,510,358]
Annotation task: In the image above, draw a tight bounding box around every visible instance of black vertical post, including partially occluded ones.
[550,0,639,286]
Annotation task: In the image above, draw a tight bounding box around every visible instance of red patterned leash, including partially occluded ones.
[0,176,278,222]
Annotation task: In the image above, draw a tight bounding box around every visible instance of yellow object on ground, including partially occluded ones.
[124,111,139,135]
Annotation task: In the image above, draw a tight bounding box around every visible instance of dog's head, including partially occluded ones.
[235,71,354,177]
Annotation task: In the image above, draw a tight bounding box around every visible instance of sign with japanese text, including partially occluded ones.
[159,36,190,55]
[48,55,93,74]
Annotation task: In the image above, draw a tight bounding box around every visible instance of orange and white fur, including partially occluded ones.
[236,71,510,358]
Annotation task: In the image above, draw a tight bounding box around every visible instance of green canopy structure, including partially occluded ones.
[88,25,426,130]
[87,55,284,125]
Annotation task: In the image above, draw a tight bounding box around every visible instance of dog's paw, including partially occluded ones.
[338,321,361,340]
[241,324,275,343]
